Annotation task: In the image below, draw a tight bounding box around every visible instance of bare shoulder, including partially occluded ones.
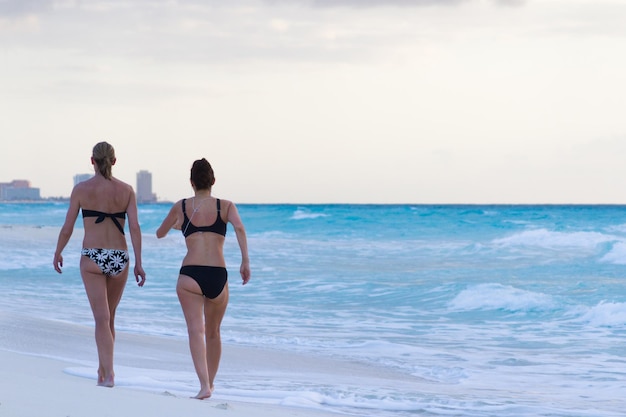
[219,197,233,204]
[219,198,236,211]
[167,199,184,213]
[110,178,135,202]
[71,180,88,195]
[112,177,133,192]
[70,178,94,201]
[221,199,244,223]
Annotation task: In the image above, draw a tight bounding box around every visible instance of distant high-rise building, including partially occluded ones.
[136,170,157,203]
[74,173,93,186]
[0,182,7,200]
[0,180,41,201]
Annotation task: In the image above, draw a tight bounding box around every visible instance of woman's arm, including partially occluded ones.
[53,186,81,274]
[227,201,251,285]
[126,187,146,286]
[156,201,182,238]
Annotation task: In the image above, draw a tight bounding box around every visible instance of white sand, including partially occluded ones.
[0,350,348,417]
[0,311,359,417]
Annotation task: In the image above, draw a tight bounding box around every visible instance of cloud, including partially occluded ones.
[268,0,468,6]
[312,0,466,5]
[493,0,527,6]
[0,0,53,16]
[264,0,527,7]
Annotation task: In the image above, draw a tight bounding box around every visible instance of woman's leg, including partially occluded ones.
[106,269,128,342]
[204,284,229,392]
[80,257,128,387]
[103,269,128,385]
[177,275,212,399]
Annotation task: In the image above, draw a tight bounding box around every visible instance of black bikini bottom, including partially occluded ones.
[179,265,228,299]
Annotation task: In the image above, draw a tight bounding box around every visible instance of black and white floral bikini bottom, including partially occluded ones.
[81,248,129,277]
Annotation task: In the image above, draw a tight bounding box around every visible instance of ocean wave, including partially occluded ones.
[599,241,626,265]
[606,223,626,234]
[448,283,557,313]
[492,228,614,251]
[577,301,626,327]
[290,208,328,220]
[0,226,80,270]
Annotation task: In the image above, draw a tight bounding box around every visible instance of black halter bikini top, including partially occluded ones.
[181,198,227,238]
[82,209,126,235]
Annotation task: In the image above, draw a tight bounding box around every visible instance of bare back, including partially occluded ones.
[181,197,228,267]
[77,176,133,250]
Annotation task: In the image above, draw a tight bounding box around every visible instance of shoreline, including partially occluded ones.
[0,350,344,417]
[0,310,410,417]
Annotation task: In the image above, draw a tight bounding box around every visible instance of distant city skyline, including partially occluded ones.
[0,180,41,201]
[0,169,160,202]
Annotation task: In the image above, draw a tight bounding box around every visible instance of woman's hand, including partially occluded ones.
[135,265,147,287]
[53,252,64,274]
[240,260,251,285]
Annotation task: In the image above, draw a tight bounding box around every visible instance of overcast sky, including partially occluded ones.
[1,0,626,203]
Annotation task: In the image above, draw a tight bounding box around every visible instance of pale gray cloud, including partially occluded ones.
[265,0,526,7]
[0,0,530,22]
[1,0,423,67]
[0,0,53,16]
[265,0,466,7]
[309,0,467,6]
[494,0,527,6]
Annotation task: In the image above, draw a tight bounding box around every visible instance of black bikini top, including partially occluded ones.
[82,209,126,235]
[181,198,227,238]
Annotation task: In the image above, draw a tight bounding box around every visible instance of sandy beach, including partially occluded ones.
[0,311,374,417]
[0,350,349,417]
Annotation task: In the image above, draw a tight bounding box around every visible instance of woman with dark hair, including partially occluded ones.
[53,141,146,388]
[156,158,251,399]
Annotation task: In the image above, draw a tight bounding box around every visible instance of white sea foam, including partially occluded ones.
[492,228,613,251]
[577,301,626,327]
[448,283,557,313]
[0,225,79,270]
[290,208,328,220]
[606,223,626,234]
[599,241,626,264]
[64,365,198,397]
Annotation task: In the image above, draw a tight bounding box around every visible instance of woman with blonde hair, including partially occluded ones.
[157,158,250,399]
[53,141,146,387]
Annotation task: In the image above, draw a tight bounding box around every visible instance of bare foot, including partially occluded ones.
[98,375,114,388]
[193,386,212,400]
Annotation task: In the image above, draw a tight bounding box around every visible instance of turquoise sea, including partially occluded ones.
[1,202,626,416]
